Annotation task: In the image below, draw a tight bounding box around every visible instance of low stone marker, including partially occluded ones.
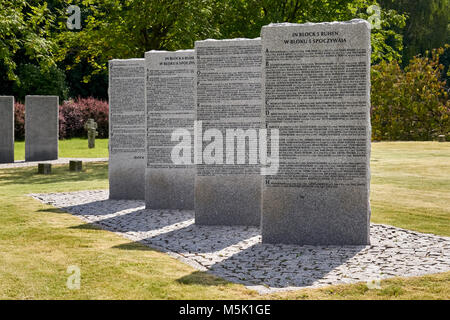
[145,50,195,209]
[25,95,59,161]
[194,38,262,226]
[69,160,82,172]
[108,59,146,199]
[0,96,14,163]
[84,119,98,148]
[261,20,371,245]
[38,163,51,174]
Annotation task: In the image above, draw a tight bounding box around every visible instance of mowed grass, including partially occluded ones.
[14,138,109,160]
[370,142,450,236]
[0,142,449,299]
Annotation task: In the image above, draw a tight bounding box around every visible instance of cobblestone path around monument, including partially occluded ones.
[31,190,450,294]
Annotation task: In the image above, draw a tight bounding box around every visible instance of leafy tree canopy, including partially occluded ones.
[55,0,406,81]
[379,0,450,66]
[0,0,57,80]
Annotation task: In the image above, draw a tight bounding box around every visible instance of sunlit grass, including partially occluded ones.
[0,142,449,299]
[14,138,109,160]
[370,142,450,236]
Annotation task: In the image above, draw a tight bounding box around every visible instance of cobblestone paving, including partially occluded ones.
[0,158,108,169]
[31,190,450,294]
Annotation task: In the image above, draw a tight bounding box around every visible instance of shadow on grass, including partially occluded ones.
[0,162,108,186]
[37,208,66,214]
[69,223,103,231]
[112,242,159,251]
[177,271,231,287]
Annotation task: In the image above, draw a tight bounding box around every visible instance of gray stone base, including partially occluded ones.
[145,168,195,209]
[109,154,145,200]
[0,154,14,164]
[262,186,370,245]
[195,175,261,226]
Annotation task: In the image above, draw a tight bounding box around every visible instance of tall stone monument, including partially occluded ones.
[108,59,146,199]
[0,96,14,163]
[25,95,59,161]
[261,20,371,245]
[195,38,262,226]
[145,50,195,209]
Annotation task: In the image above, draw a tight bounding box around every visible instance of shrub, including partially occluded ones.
[14,102,25,140]
[59,100,84,139]
[13,64,69,103]
[371,47,450,141]
[59,97,109,139]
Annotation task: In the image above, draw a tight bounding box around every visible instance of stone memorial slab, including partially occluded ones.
[145,50,195,209]
[108,59,146,199]
[261,20,371,245]
[195,38,262,226]
[38,163,51,174]
[0,96,14,163]
[25,95,59,161]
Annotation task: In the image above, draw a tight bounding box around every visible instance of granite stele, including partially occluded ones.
[0,96,14,163]
[25,95,59,161]
[195,38,262,226]
[261,20,371,245]
[145,50,195,209]
[108,59,146,199]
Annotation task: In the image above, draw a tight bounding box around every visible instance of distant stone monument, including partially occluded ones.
[0,96,14,163]
[84,118,98,148]
[261,20,371,245]
[108,59,146,199]
[25,95,59,161]
[195,38,262,226]
[145,50,195,209]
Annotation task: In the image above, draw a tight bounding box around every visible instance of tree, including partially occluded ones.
[379,0,450,66]
[0,0,57,81]
[56,0,219,82]
[209,0,406,63]
[371,47,450,140]
[13,63,68,102]
[57,0,407,82]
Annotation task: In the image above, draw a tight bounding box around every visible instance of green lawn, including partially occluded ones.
[370,142,450,236]
[0,141,449,299]
[14,138,109,160]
